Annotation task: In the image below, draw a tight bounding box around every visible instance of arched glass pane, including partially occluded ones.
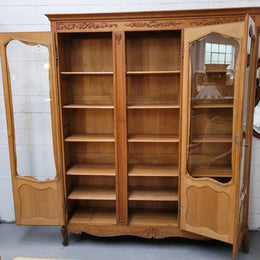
[187,32,239,183]
[6,40,56,180]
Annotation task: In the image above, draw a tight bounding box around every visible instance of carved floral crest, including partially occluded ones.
[190,17,244,26]
[125,20,182,28]
[57,22,118,31]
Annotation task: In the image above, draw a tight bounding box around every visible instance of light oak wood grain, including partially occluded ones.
[128,189,178,201]
[127,105,180,109]
[61,72,113,75]
[128,165,179,177]
[68,186,116,200]
[66,164,115,176]
[69,208,116,225]
[126,71,181,75]
[63,104,114,109]
[129,210,178,226]
[65,134,115,142]
[128,134,179,143]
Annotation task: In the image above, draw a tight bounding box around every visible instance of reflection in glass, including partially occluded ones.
[7,40,55,180]
[240,31,254,191]
[187,32,239,183]
[253,36,260,136]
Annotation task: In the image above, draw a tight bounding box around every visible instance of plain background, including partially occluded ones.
[0,0,259,231]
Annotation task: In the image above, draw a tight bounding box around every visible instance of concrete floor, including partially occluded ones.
[0,224,259,260]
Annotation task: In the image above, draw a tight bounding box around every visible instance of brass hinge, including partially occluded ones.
[7,128,12,137]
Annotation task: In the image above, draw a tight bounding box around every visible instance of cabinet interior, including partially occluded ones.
[57,25,237,226]
[126,30,181,224]
[58,32,116,224]
[58,29,182,225]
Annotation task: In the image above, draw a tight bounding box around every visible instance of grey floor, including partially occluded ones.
[0,224,259,260]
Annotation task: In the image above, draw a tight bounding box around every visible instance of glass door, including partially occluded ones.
[181,21,247,243]
[0,32,64,225]
[232,16,256,259]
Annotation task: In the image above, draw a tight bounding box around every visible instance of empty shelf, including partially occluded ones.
[67,164,115,176]
[128,165,179,177]
[63,104,114,109]
[127,104,180,109]
[65,134,115,142]
[191,167,232,178]
[68,186,116,200]
[129,210,178,226]
[69,208,116,225]
[61,71,113,75]
[127,70,181,75]
[129,189,178,201]
[192,135,232,143]
[128,134,179,143]
[192,103,233,108]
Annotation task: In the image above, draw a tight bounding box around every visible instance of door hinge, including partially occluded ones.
[55,48,58,65]
[63,197,67,213]
[7,128,12,137]
[235,134,239,146]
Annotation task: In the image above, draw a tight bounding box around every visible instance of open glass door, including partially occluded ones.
[181,19,251,246]
[232,16,256,259]
[0,32,65,225]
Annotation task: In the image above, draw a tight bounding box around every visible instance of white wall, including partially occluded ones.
[0,0,259,230]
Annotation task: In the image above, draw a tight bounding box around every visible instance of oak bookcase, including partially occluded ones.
[1,7,260,260]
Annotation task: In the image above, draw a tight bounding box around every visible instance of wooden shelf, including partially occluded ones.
[61,72,113,75]
[63,104,114,109]
[128,134,179,143]
[127,104,180,109]
[205,69,235,73]
[126,70,180,75]
[192,134,232,143]
[196,69,235,73]
[192,103,233,109]
[65,134,115,143]
[67,164,115,176]
[191,167,232,178]
[68,186,116,200]
[128,188,178,201]
[69,208,116,225]
[128,165,179,177]
[129,210,178,226]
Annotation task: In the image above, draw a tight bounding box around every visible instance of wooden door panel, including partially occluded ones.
[0,32,65,225]
[186,186,230,237]
[16,177,62,225]
[181,175,234,243]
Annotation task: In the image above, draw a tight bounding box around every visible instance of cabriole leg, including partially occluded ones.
[61,226,68,246]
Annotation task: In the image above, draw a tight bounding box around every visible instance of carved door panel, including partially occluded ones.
[0,32,65,225]
[181,21,247,244]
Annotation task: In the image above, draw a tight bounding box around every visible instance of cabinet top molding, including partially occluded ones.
[46,7,260,21]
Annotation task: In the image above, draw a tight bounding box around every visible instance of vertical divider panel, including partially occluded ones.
[113,31,128,225]
[178,29,184,226]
